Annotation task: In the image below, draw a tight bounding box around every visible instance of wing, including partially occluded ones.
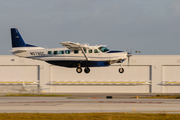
[60,41,91,60]
[60,41,91,50]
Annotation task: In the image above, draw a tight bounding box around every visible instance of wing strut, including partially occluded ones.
[80,47,89,60]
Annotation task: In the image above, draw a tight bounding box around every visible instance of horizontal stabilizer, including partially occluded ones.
[11,50,27,53]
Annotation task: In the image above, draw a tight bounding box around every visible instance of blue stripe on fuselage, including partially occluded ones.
[107,51,124,53]
[46,60,110,67]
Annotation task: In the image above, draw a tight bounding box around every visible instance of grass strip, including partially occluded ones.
[0,113,180,120]
[139,95,180,99]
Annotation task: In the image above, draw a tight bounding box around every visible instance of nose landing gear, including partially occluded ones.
[119,68,124,73]
[119,64,124,73]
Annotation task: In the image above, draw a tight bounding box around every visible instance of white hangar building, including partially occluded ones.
[0,55,180,93]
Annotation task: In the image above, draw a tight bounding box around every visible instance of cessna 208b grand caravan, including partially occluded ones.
[10,28,132,74]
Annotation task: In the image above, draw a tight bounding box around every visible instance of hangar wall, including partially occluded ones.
[0,55,180,93]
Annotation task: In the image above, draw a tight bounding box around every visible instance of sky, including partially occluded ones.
[1,0,180,55]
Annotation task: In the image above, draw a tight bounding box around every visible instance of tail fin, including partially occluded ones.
[11,28,37,48]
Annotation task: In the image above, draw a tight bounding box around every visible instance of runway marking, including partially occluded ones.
[99,101,162,104]
[5,101,163,104]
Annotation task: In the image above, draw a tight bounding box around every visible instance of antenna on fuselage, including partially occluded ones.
[44,45,48,49]
[86,43,90,46]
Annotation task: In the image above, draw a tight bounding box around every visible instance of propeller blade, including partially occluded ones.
[127,53,132,66]
[126,47,132,66]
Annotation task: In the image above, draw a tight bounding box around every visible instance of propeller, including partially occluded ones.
[126,48,132,65]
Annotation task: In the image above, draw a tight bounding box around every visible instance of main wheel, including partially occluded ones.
[119,68,124,73]
[84,67,90,74]
[76,67,82,73]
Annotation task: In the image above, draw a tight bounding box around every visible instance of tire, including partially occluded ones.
[119,68,124,73]
[76,67,82,73]
[84,67,90,74]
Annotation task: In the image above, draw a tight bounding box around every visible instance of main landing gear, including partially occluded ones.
[76,63,90,74]
[84,67,90,73]
[76,67,82,73]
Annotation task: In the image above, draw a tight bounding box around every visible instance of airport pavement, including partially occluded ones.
[0,97,180,113]
[1,93,180,99]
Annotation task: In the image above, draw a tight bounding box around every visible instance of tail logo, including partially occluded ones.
[15,29,18,33]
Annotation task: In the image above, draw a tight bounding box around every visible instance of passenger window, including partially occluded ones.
[59,51,64,54]
[65,50,70,54]
[89,49,92,53]
[94,49,99,53]
[74,50,79,54]
[48,51,52,54]
[53,51,58,55]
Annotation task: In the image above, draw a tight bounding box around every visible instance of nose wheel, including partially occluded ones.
[119,68,124,73]
[119,64,124,73]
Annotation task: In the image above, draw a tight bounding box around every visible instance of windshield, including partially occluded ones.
[98,46,109,53]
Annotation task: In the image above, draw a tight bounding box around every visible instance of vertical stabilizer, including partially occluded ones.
[10,28,44,54]
[11,28,38,48]
[11,28,26,47]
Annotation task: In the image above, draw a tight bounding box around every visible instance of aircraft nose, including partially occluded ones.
[126,52,132,57]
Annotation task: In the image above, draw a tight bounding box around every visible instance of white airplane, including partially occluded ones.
[10,28,132,74]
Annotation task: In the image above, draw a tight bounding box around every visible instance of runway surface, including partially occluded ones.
[0,97,180,113]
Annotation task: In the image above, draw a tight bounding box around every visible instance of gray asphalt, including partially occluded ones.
[0,97,180,113]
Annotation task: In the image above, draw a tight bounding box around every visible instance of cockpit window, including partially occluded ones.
[98,46,109,53]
